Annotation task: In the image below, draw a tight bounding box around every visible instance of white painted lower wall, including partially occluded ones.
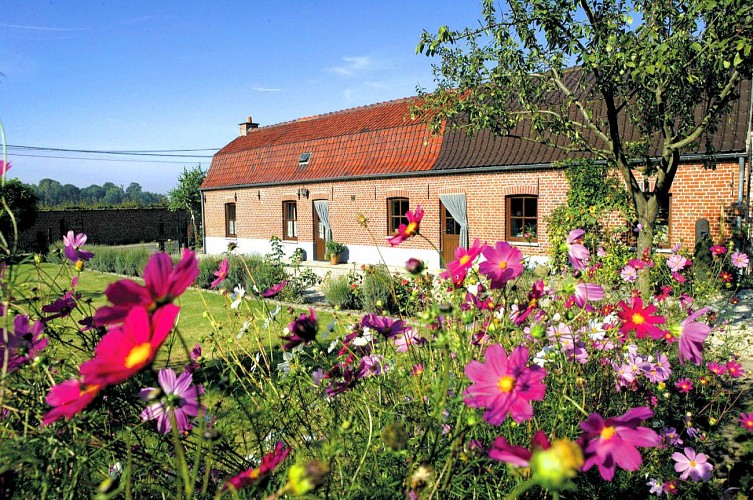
[205,237,549,270]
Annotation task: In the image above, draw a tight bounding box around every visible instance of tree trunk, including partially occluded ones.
[189,210,200,250]
[634,193,659,297]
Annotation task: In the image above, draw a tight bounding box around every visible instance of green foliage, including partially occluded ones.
[0,178,39,243]
[32,178,165,208]
[325,240,346,259]
[321,272,362,310]
[167,165,205,247]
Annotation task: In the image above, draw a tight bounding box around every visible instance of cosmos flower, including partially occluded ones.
[0,160,11,175]
[94,249,199,325]
[464,344,547,425]
[281,308,318,350]
[675,378,693,394]
[670,307,711,365]
[616,297,666,340]
[710,245,727,256]
[0,314,47,373]
[444,239,484,283]
[566,229,590,271]
[620,265,637,283]
[360,313,408,339]
[211,258,229,289]
[80,305,179,387]
[393,328,425,352]
[666,254,688,273]
[42,379,102,426]
[738,412,753,432]
[42,292,78,323]
[478,241,524,289]
[672,447,713,482]
[725,360,744,378]
[730,251,750,269]
[262,280,287,298]
[489,430,551,467]
[387,204,423,246]
[706,361,727,376]
[223,441,291,491]
[578,406,661,481]
[573,282,604,309]
[62,231,95,263]
[140,368,204,434]
[230,285,246,308]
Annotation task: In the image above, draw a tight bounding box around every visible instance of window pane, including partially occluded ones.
[511,198,523,217]
[509,218,524,237]
[525,197,537,217]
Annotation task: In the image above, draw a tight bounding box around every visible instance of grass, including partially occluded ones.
[8,261,338,365]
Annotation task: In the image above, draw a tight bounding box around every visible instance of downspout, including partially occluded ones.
[200,190,206,254]
[745,88,753,245]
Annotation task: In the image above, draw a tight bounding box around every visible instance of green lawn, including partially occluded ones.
[9,262,338,365]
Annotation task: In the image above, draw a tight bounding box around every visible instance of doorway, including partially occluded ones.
[441,203,460,267]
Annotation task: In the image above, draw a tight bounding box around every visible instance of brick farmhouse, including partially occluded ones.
[201,83,752,269]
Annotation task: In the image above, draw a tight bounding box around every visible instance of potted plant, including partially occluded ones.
[325,240,346,265]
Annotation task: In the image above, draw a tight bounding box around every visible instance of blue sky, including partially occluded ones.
[0,1,482,194]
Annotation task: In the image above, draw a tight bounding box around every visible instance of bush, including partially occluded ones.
[321,273,361,309]
[359,264,397,313]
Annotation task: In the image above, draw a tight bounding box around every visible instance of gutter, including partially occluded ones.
[199,152,747,192]
[200,191,206,253]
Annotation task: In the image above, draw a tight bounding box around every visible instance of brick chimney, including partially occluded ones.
[239,116,259,136]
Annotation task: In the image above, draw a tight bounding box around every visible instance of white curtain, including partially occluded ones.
[314,200,332,242]
[439,194,468,249]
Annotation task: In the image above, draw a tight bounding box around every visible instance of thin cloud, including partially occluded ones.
[251,87,281,92]
[0,23,86,32]
[327,56,374,77]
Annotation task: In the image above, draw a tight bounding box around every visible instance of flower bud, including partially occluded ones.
[405,258,425,275]
[287,460,330,496]
[530,323,546,339]
[529,439,583,489]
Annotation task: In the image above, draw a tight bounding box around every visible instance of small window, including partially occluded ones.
[298,152,311,169]
[506,196,538,242]
[388,198,410,234]
[225,203,237,237]
[283,201,298,241]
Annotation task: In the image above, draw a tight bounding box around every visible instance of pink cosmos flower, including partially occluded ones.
[94,249,199,325]
[706,361,727,376]
[489,430,551,467]
[210,258,229,289]
[573,282,604,309]
[42,379,102,426]
[463,344,547,425]
[361,313,408,339]
[393,328,425,352]
[478,241,524,289]
[738,412,753,432]
[726,360,744,378]
[261,280,287,298]
[223,441,291,491]
[62,231,95,263]
[620,265,637,283]
[666,254,688,273]
[80,305,179,387]
[710,245,727,256]
[675,378,693,393]
[672,447,713,482]
[445,239,484,283]
[731,251,750,269]
[140,368,204,434]
[578,406,661,481]
[566,229,590,270]
[0,160,11,175]
[387,204,423,246]
[42,291,78,323]
[617,296,666,340]
[673,307,711,365]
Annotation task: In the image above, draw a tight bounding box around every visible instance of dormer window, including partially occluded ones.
[298,152,311,168]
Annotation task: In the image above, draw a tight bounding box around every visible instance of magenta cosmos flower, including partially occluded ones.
[478,241,524,289]
[140,368,204,434]
[210,258,229,289]
[710,245,727,256]
[62,231,95,263]
[669,307,711,365]
[281,307,318,349]
[738,412,753,432]
[464,344,547,425]
[361,313,408,339]
[0,160,11,175]
[578,406,661,481]
[573,282,604,309]
[0,314,47,373]
[672,447,713,482]
[81,305,179,387]
[730,251,750,269]
[224,441,291,491]
[616,296,666,340]
[94,249,199,325]
[489,430,551,467]
[567,229,590,271]
[42,379,102,426]
[387,204,424,246]
[262,280,287,298]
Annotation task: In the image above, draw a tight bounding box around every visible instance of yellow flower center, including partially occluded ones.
[631,313,645,325]
[600,426,616,440]
[125,343,152,369]
[497,375,515,393]
[406,222,417,235]
[498,261,508,270]
[689,460,697,468]
[459,255,471,266]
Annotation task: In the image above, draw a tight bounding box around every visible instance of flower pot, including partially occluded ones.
[329,254,339,265]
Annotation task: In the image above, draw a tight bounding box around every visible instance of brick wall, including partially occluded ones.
[19,207,191,251]
[203,160,748,264]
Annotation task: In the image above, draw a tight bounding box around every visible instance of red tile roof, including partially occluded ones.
[201,98,443,189]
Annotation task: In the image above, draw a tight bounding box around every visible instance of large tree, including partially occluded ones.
[168,165,205,248]
[417,0,753,292]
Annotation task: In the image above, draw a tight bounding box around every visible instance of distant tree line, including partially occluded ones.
[32,179,166,208]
